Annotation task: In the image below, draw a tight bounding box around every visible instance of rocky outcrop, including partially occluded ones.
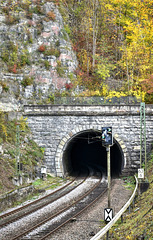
[0,1,78,111]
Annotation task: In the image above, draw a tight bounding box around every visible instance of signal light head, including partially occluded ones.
[102,127,112,146]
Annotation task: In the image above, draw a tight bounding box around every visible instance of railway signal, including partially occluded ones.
[102,126,113,240]
[102,127,112,146]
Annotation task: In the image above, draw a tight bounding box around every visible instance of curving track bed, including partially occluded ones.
[0,169,107,240]
[0,174,82,228]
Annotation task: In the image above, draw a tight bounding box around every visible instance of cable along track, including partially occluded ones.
[0,175,80,228]
[0,170,107,240]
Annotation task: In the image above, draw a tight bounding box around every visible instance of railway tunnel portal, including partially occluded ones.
[62,130,124,177]
[24,104,153,177]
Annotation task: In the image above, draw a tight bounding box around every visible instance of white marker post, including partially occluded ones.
[104,208,113,223]
[138,168,144,179]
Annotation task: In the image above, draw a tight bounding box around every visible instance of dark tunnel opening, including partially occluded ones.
[62,130,124,177]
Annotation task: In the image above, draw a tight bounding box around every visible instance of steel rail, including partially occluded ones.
[0,175,81,228]
[11,172,103,240]
[40,180,108,240]
[0,178,76,219]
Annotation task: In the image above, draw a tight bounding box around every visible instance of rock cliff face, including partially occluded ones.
[0,1,78,111]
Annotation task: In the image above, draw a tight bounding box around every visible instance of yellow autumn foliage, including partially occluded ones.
[22,0,31,5]
[78,84,145,102]
[19,116,28,131]
[77,49,92,73]
[0,111,7,140]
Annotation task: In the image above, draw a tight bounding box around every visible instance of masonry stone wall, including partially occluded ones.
[24,104,153,177]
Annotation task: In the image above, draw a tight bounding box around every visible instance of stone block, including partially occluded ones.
[138,181,149,194]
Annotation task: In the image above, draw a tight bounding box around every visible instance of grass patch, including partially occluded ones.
[32,178,43,187]
[122,176,135,190]
[32,174,66,190]
[109,156,153,239]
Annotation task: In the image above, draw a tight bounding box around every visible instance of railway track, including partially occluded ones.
[0,175,80,228]
[0,169,107,240]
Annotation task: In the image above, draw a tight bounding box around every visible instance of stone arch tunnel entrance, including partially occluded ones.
[62,130,124,177]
